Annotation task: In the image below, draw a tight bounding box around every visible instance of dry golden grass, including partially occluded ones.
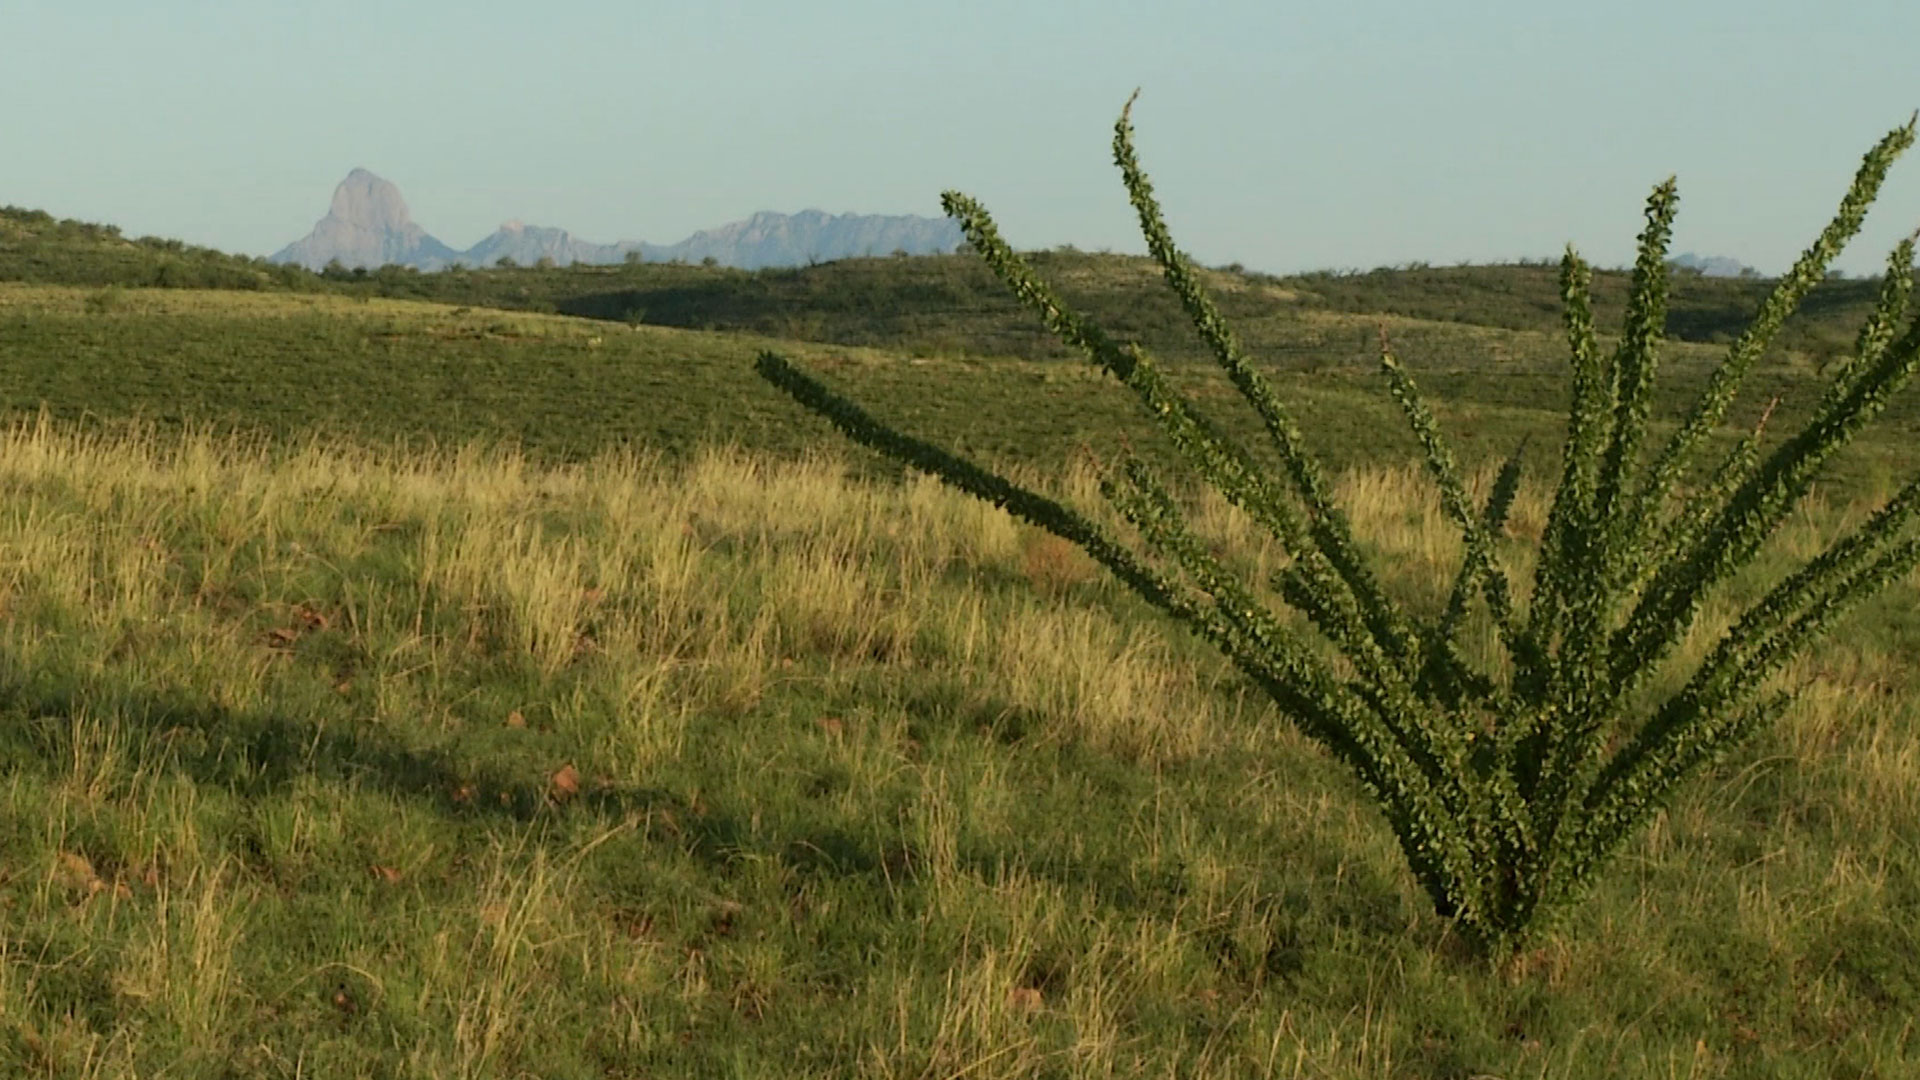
[0,410,1916,1075]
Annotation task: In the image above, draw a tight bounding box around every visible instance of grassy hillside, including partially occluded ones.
[0,419,1915,1076]
[256,251,1893,371]
[1288,261,1884,355]
[0,283,845,468]
[0,207,311,292]
[7,282,1919,493]
[6,280,1919,547]
[0,281,1507,476]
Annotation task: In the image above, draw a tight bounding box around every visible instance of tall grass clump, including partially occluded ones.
[756,93,1920,953]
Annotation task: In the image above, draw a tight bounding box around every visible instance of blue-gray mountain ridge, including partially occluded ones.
[1669,252,1755,278]
[269,168,964,272]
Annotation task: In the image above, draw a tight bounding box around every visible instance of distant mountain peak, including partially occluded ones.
[328,170,414,234]
[271,168,458,271]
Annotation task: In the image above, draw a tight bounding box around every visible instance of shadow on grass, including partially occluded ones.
[0,662,1422,969]
[0,672,732,838]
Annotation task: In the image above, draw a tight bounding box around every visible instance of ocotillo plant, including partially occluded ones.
[754,93,1920,952]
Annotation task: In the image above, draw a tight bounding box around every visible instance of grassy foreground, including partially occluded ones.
[0,414,1915,1077]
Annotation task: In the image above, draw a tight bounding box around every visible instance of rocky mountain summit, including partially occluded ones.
[637,209,964,270]
[459,220,633,269]
[270,169,462,271]
[269,170,962,272]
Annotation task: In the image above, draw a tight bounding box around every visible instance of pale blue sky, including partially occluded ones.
[4,1,1917,275]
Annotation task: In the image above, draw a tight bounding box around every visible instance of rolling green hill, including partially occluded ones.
[0,206,313,292]
[7,279,1915,506]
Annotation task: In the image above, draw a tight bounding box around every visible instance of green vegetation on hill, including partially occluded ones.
[286,252,1897,372]
[1293,260,1885,361]
[0,206,311,291]
[7,281,1917,507]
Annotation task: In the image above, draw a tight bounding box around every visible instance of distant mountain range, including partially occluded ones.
[1669,252,1755,278]
[268,168,964,272]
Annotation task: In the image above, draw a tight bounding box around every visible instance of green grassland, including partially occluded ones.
[0,228,1917,1076]
[5,280,1917,499]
